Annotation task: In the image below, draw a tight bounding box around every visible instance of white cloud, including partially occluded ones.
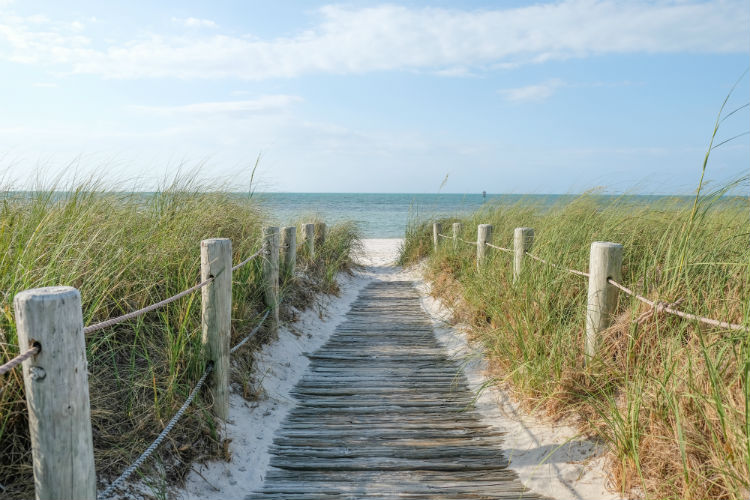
[131,95,302,118]
[0,1,747,80]
[32,81,57,87]
[171,17,217,29]
[499,79,644,102]
[433,66,476,77]
[499,79,566,103]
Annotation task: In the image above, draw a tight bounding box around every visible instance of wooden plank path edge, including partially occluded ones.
[248,280,545,500]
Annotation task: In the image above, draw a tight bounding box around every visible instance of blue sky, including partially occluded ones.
[0,0,748,193]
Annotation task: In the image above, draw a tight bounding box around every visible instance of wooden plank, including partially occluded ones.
[250,280,545,499]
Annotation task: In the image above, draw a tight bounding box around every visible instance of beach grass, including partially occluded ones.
[400,180,749,499]
[0,178,359,498]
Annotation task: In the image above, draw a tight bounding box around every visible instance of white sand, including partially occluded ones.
[178,238,619,500]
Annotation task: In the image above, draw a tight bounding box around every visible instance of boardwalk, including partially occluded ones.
[248,280,543,499]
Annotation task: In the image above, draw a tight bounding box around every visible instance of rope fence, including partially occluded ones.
[607,278,747,332]
[0,345,40,376]
[85,244,265,335]
[432,222,748,336]
[99,305,272,498]
[4,223,324,499]
[232,246,265,272]
[100,305,272,498]
[3,245,266,376]
[231,310,271,354]
[524,251,590,278]
[83,277,215,335]
[99,363,214,499]
[485,242,512,253]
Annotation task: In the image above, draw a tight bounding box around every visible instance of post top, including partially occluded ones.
[263,226,280,234]
[514,227,534,232]
[14,286,80,304]
[591,241,623,249]
[478,223,493,229]
[201,237,231,245]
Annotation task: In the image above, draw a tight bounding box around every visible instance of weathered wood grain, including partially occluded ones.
[452,222,463,250]
[585,241,623,359]
[201,237,232,420]
[513,227,535,283]
[302,223,315,259]
[14,287,96,500]
[476,224,493,268]
[263,226,280,335]
[248,280,544,499]
[281,225,297,282]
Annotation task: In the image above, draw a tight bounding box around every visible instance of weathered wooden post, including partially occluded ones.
[315,222,327,249]
[585,242,623,360]
[14,286,96,500]
[302,223,315,260]
[513,227,535,283]
[476,224,493,268]
[452,222,462,250]
[263,227,280,334]
[200,238,232,420]
[280,226,297,281]
[432,222,442,252]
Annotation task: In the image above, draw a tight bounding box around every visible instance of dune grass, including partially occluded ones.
[0,179,359,498]
[400,182,749,499]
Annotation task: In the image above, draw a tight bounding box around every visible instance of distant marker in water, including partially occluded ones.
[482,191,486,200]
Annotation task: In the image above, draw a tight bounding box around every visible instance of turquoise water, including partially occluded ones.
[256,193,701,238]
[258,193,494,238]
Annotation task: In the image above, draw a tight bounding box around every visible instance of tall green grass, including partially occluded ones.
[0,179,359,498]
[400,183,749,499]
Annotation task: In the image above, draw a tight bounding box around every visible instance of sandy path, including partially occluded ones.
[179,239,618,500]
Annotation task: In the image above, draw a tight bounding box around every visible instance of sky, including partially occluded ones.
[0,0,748,194]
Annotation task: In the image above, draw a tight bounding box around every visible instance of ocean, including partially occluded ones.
[257,193,489,238]
[255,193,700,238]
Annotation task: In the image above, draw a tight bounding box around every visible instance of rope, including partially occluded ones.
[437,233,451,239]
[98,306,271,496]
[84,277,214,334]
[0,345,40,376]
[521,252,746,331]
[458,237,478,246]
[86,246,262,335]
[524,252,590,278]
[230,310,271,354]
[232,246,264,272]
[485,242,512,253]
[607,278,748,332]
[98,363,213,499]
